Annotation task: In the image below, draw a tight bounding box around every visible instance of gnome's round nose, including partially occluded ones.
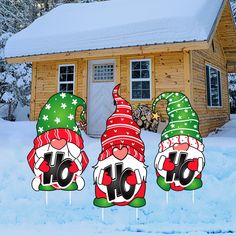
[113,147,128,160]
[51,139,67,150]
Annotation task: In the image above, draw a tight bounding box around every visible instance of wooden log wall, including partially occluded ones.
[30,45,230,137]
[192,32,230,137]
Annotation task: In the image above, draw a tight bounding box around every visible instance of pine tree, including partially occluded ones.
[0,0,38,35]
[228,1,236,113]
[231,0,236,21]
[229,73,236,113]
[0,33,31,120]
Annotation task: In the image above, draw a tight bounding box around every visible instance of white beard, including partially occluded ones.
[94,154,147,203]
[154,145,205,188]
[32,142,83,190]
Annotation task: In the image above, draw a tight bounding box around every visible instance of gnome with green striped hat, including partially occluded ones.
[152,92,205,191]
[27,92,89,192]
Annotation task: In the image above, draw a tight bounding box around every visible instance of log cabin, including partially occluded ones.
[5,0,236,137]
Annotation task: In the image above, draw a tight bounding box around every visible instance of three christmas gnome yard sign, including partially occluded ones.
[26,85,205,206]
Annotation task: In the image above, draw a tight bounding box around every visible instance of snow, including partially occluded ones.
[13,104,30,121]
[0,115,236,235]
[5,0,224,58]
[1,92,14,102]
[208,115,236,138]
[0,103,30,121]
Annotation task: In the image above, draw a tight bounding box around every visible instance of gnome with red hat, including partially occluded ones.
[27,93,89,191]
[93,85,147,208]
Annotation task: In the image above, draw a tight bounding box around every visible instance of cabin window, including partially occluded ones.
[206,65,222,107]
[130,59,152,100]
[58,64,75,94]
[93,64,114,82]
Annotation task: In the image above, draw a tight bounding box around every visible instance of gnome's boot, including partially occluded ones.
[63,182,78,191]
[93,198,114,208]
[185,178,203,190]
[156,176,171,191]
[39,184,56,191]
[63,176,85,191]
[129,198,146,208]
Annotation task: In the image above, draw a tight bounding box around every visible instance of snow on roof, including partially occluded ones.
[5,0,225,59]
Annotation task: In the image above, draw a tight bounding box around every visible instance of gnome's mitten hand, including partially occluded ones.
[69,161,79,173]
[126,171,137,185]
[163,158,175,171]
[187,158,199,171]
[39,160,50,173]
[76,176,85,190]
[102,172,112,186]
[32,177,41,191]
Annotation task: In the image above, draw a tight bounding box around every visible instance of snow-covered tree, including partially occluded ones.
[229,73,236,113]
[231,0,236,21]
[0,0,37,35]
[228,1,236,113]
[0,33,31,120]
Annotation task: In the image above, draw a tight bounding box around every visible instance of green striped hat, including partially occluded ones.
[36,92,86,136]
[152,92,202,143]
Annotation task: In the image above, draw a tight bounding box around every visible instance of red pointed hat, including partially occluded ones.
[98,84,145,162]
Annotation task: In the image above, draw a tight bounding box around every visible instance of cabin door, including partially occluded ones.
[88,59,116,137]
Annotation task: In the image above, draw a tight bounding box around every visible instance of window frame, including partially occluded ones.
[130,59,152,101]
[92,63,115,83]
[206,63,222,108]
[57,64,75,94]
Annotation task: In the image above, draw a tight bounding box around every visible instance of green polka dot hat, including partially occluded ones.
[36,92,86,136]
[152,92,203,145]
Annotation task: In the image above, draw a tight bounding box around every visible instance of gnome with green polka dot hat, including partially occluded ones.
[27,92,89,192]
[152,92,205,192]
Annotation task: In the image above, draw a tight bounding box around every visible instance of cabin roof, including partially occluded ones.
[4,0,231,60]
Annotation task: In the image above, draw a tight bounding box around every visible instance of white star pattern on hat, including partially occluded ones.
[68,114,74,120]
[72,99,78,105]
[45,104,51,110]
[42,115,48,121]
[54,117,61,124]
[61,103,67,109]
[60,93,66,99]
[73,126,79,132]
[38,127,44,133]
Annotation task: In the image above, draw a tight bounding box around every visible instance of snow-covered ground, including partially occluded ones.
[0,104,29,121]
[0,116,236,235]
